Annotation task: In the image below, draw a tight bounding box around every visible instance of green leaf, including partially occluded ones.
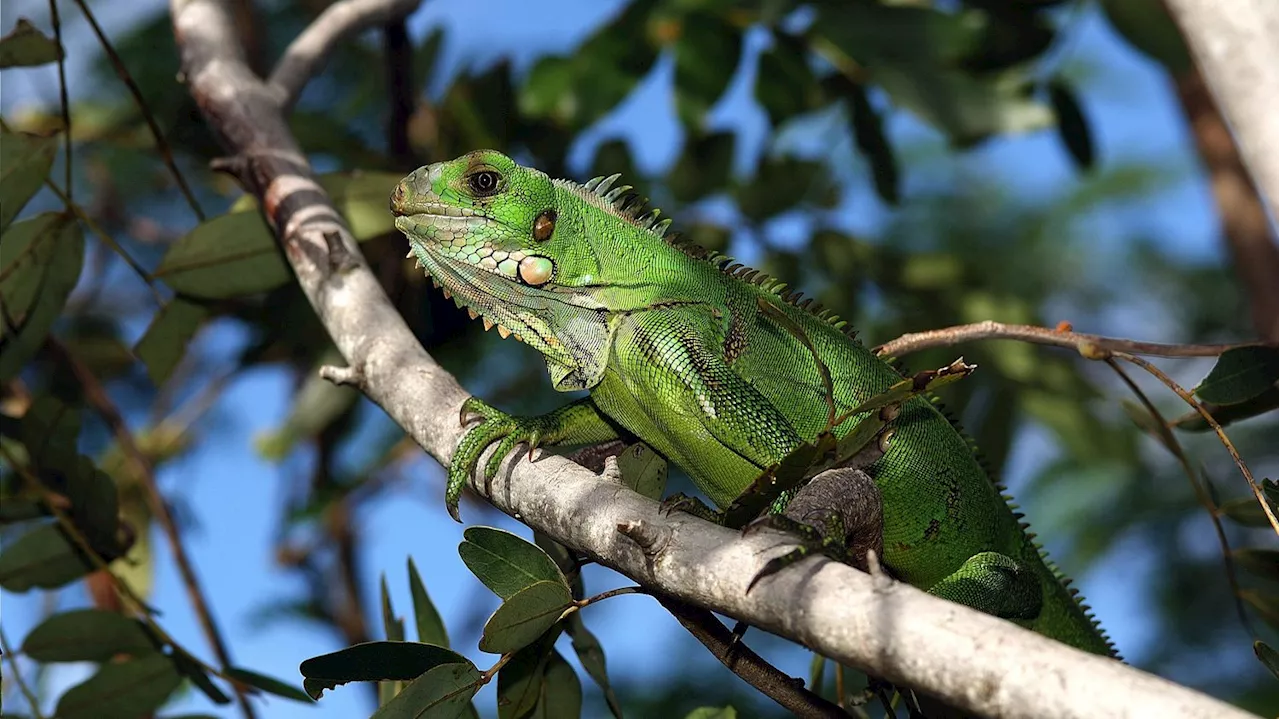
[1232,548,1278,578]
[1048,79,1094,170]
[370,662,482,719]
[0,523,96,591]
[565,614,621,718]
[1254,641,1278,678]
[0,127,57,233]
[381,573,406,641]
[1170,387,1278,432]
[673,13,742,126]
[170,647,232,706]
[668,132,735,204]
[55,653,182,719]
[226,667,314,704]
[0,214,83,382]
[1241,589,1279,629]
[0,19,64,68]
[458,526,568,600]
[754,33,819,127]
[0,498,45,523]
[300,641,473,700]
[808,653,825,691]
[134,297,209,386]
[615,442,666,501]
[22,609,157,662]
[847,82,899,205]
[19,394,80,463]
[497,630,560,719]
[532,650,582,719]
[1193,345,1279,406]
[1219,495,1273,528]
[153,172,403,299]
[1098,0,1190,74]
[0,213,70,324]
[478,581,573,654]
[254,359,359,461]
[408,557,451,648]
[684,708,737,719]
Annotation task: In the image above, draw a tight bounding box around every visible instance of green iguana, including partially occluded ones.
[389,149,1117,660]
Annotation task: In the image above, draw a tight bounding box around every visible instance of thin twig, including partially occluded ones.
[45,338,258,719]
[576,585,648,608]
[874,320,1253,360]
[70,0,205,221]
[1114,351,1278,533]
[0,624,48,719]
[1104,358,1256,635]
[656,595,848,719]
[48,0,72,202]
[268,0,422,109]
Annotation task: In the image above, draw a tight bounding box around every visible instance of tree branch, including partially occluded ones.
[267,0,421,109]
[170,2,1254,716]
[873,320,1254,360]
[1161,0,1279,221]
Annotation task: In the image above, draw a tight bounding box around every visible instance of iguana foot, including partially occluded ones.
[658,492,724,523]
[745,467,885,592]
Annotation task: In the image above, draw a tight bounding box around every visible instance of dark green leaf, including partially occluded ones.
[615,442,666,501]
[1170,387,1278,432]
[458,526,568,600]
[1193,346,1279,406]
[497,630,560,719]
[134,297,209,386]
[532,650,582,719]
[0,213,70,324]
[847,82,899,205]
[300,641,473,699]
[0,523,96,591]
[226,667,314,704]
[1048,79,1094,170]
[0,213,83,382]
[23,609,158,662]
[0,127,57,233]
[1232,548,1278,578]
[55,653,182,719]
[478,581,573,654]
[370,662,481,719]
[808,653,825,692]
[1254,641,1278,678]
[1219,496,1273,528]
[668,132,735,204]
[0,498,45,523]
[754,33,818,126]
[1098,0,1190,74]
[19,395,80,463]
[674,13,742,126]
[0,19,63,68]
[254,362,359,461]
[408,557,451,648]
[171,648,232,706]
[565,614,621,718]
[154,172,403,299]
[1241,590,1279,629]
[381,573,406,641]
[735,157,830,222]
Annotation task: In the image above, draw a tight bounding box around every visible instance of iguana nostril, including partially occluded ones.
[390,183,405,213]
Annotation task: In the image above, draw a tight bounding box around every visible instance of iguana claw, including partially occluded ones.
[446,397,553,522]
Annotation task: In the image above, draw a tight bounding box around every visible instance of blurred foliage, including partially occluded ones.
[0,0,1276,717]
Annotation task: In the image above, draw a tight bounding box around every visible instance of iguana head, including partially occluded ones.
[391,149,658,391]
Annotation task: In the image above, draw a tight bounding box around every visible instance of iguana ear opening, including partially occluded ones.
[533,209,556,241]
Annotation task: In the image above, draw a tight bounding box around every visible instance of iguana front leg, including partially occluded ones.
[447,396,621,521]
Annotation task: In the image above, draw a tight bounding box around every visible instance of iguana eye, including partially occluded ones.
[468,170,502,196]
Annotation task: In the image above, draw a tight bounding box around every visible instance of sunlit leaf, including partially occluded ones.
[478,581,572,654]
[22,609,157,662]
[684,707,737,719]
[55,653,182,719]
[458,526,568,600]
[300,641,472,699]
[0,127,57,233]
[134,297,209,386]
[0,19,63,68]
[370,662,481,719]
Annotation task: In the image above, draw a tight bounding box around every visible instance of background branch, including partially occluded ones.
[1161,0,1279,221]
[169,0,1259,716]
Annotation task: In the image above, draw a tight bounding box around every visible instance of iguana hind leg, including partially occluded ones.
[746,467,885,592]
[925,551,1043,621]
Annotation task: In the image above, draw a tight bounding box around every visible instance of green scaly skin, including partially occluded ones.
[389,150,1118,659]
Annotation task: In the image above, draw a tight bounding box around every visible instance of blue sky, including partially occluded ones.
[1,0,1259,717]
